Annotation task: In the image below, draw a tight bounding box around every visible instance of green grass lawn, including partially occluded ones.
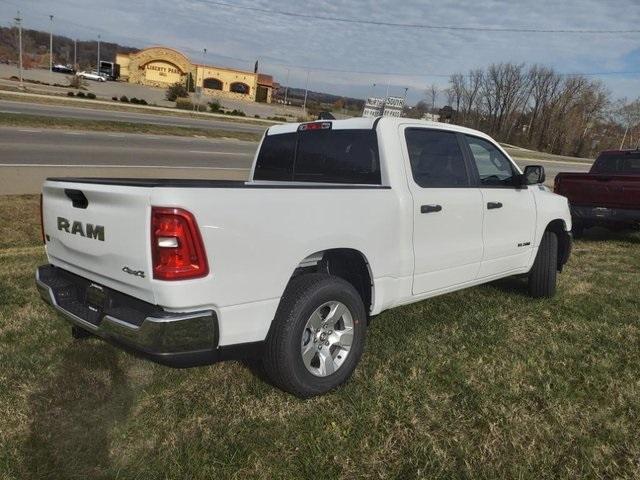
[1,195,639,479]
[0,112,263,143]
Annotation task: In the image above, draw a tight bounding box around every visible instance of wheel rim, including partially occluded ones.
[300,301,354,377]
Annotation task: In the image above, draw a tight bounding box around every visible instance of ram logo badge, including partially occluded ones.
[57,217,105,241]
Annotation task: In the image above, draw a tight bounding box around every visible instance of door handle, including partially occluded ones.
[487,202,503,210]
[421,204,442,213]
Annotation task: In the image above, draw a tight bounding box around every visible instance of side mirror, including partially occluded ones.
[523,165,545,185]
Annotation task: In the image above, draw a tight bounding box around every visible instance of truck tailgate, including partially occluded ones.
[556,174,640,209]
[42,180,155,304]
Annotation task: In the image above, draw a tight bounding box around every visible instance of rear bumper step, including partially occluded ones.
[36,264,221,367]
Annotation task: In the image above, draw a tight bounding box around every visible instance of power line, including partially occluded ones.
[197,0,640,34]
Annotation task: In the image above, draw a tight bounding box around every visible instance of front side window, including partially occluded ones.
[465,136,516,187]
[404,128,470,187]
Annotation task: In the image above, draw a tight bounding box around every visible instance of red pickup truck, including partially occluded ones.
[554,149,640,235]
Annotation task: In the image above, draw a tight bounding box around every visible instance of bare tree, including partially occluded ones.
[445,61,615,157]
[614,98,640,149]
[427,83,438,111]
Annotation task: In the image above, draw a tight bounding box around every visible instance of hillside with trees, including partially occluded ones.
[0,25,137,69]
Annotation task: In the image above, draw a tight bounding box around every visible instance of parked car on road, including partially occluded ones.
[36,118,572,397]
[554,148,640,235]
[52,64,75,74]
[76,71,106,82]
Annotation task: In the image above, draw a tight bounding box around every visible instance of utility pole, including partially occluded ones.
[14,11,23,89]
[49,15,54,79]
[282,68,290,112]
[195,48,206,112]
[73,39,77,70]
[97,34,101,73]
[620,125,629,150]
[302,70,310,115]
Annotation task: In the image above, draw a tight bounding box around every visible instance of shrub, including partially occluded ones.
[86,92,96,99]
[166,82,188,101]
[175,98,194,110]
[67,75,86,89]
[67,91,75,97]
[138,99,148,105]
[112,96,118,101]
[227,109,246,117]
[120,95,129,103]
[268,116,287,122]
[208,100,221,113]
[76,91,86,98]
[130,97,139,104]
[254,114,261,118]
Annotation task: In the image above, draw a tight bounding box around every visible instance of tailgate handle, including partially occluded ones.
[64,189,88,209]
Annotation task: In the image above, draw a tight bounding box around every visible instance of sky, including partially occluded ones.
[1,0,639,104]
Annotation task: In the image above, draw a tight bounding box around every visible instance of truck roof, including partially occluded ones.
[266,117,497,142]
[598,148,640,156]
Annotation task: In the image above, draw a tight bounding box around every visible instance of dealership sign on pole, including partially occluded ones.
[362,96,405,118]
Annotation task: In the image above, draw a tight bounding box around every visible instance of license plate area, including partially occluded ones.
[86,283,107,312]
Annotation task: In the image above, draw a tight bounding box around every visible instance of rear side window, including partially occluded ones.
[404,128,470,187]
[253,129,381,184]
[592,153,640,174]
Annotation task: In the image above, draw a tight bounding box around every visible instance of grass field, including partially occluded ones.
[0,112,262,142]
[1,195,639,479]
[502,146,592,164]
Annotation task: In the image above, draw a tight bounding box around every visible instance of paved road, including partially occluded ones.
[0,127,256,168]
[0,126,590,180]
[0,99,268,134]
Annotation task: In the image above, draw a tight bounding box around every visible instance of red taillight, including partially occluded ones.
[40,194,45,244]
[151,207,209,281]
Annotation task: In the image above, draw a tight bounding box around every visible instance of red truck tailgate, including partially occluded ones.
[555,174,640,209]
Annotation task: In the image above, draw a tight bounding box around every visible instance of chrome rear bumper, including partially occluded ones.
[36,264,219,367]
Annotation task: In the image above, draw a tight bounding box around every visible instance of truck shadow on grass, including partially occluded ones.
[21,341,134,480]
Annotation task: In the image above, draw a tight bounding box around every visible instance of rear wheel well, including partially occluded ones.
[291,249,373,314]
[545,219,570,272]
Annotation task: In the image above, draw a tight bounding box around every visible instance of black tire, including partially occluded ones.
[528,230,558,298]
[263,273,367,398]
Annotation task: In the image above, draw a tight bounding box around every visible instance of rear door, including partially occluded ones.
[42,180,155,303]
[402,127,484,294]
[462,135,536,278]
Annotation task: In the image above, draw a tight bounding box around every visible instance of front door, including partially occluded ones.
[403,127,484,295]
[463,135,536,278]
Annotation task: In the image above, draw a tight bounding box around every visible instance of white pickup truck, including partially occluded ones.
[37,117,572,397]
